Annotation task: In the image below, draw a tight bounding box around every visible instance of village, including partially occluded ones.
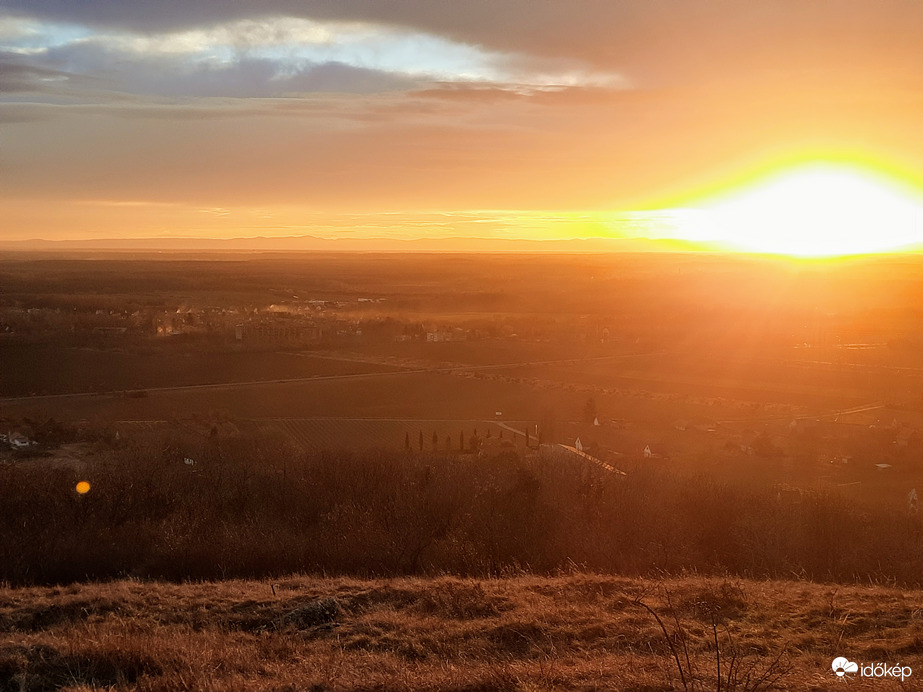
[0,299,573,348]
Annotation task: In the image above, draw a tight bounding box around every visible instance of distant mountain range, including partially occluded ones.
[0,235,722,253]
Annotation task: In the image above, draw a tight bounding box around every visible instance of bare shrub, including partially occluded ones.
[633,583,792,691]
[1,432,922,585]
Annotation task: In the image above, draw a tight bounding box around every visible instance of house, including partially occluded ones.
[9,432,33,449]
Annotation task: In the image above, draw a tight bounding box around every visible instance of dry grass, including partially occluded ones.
[1,574,920,691]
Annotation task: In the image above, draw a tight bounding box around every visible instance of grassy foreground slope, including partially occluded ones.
[1,574,920,691]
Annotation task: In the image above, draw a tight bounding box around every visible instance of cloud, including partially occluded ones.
[0,4,636,106]
[0,50,72,91]
[5,0,923,242]
[2,11,624,102]
[37,38,421,97]
[7,1,923,77]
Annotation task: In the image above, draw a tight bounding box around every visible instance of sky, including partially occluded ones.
[3,1,923,244]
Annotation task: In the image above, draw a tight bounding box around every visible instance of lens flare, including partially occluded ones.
[75,481,91,494]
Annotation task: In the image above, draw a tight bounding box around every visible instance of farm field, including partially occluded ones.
[0,344,401,397]
[6,337,908,427]
[345,338,644,367]
[6,339,922,498]
[0,370,554,422]
[0,360,829,435]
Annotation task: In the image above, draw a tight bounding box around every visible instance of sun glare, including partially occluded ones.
[670,165,923,256]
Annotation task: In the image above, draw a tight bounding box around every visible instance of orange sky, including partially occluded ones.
[3,1,923,242]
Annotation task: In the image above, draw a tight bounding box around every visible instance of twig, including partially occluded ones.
[633,596,689,692]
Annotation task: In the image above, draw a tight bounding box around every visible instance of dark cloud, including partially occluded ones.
[3,0,578,36]
[281,61,418,95]
[26,39,420,98]
[128,56,416,98]
[7,0,923,84]
[0,51,72,91]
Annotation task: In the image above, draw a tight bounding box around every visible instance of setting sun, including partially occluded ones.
[670,165,923,257]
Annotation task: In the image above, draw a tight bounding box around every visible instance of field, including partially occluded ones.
[3,252,923,689]
[0,345,402,397]
[1,574,920,691]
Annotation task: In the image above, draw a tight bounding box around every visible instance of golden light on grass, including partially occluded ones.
[75,481,91,495]
[668,164,923,257]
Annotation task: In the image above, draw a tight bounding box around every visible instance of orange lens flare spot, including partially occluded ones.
[75,481,91,494]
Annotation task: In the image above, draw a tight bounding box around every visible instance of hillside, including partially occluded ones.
[1,574,919,691]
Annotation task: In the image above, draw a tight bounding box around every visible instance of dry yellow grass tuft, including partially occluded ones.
[1,574,920,690]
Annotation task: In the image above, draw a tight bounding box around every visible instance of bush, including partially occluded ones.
[1,436,922,586]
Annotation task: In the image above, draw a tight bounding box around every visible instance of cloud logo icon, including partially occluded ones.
[832,657,859,677]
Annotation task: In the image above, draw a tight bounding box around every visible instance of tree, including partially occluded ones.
[583,397,597,423]
[432,430,438,448]
[540,409,557,445]
[405,432,410,450]
[460,430,465,451]
[418,431,424,452]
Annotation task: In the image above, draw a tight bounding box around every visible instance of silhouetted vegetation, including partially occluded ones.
[1,433,920,586]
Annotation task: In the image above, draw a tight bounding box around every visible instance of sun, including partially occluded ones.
[668,164,923,257]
